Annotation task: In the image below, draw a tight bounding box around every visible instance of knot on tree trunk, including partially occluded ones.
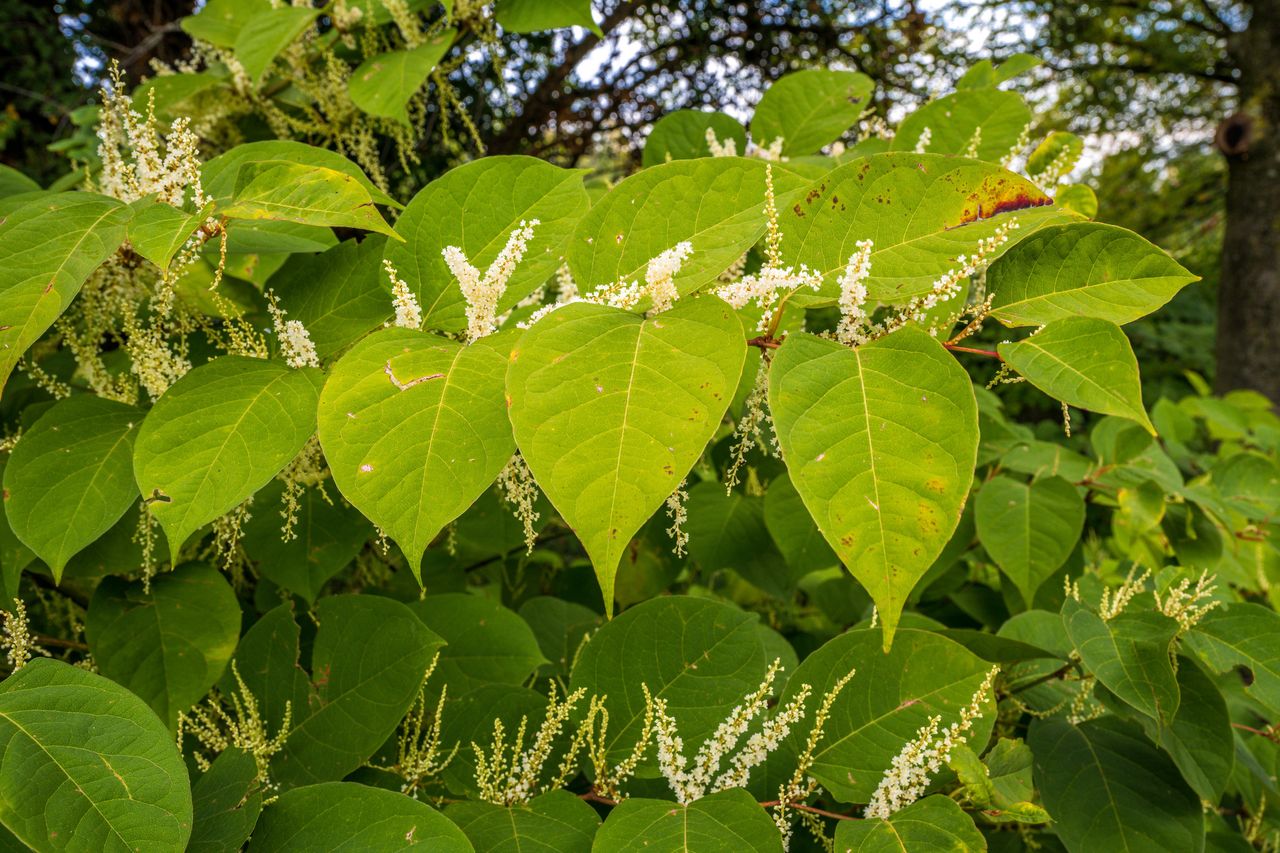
[1216,112,1255,157]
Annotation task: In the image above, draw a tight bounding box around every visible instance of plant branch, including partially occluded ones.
[943,343,1002,359]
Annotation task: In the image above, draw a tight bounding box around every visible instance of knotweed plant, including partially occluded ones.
[0,30,1262,853]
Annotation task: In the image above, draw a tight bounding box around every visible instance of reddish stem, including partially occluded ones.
[580,789,861,821]
[747,335,782,350]
[943,342,1002,360]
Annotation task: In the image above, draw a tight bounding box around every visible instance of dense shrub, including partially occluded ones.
[0,4,1276,851]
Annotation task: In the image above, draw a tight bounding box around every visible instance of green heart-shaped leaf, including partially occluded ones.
[975,474,1084,607]
[0,192,131,394]
[769,327,977,647]
[990,222,1198,326]
[507,298,746,609]
[86,563,241,728]
[3,395,141,580]
[0,659,193,851]
[133,357,323,563]
[318,328,514,575]
[778,154,1073,304]
[998,317,1155,434]
[751,69,874,157]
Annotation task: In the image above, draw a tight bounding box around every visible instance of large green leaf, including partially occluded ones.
[181,0,265,47]
[0,460,34,601]
[86,563,241,729]
[0,659,193,851]
[1187,603,1280,716]
[768,328,978,647]
[248,782,471,851]
[999,317,1155,434]
[643,111,747,167]
[0,165,39,198]
[1030,716,1205,853]
[410,594,546,697]
[224,603,309,732]
[777,153,1071,304]
[438,685,548,799]
[891,89,1031,161]
[202,140,396,208]
[975,474,1084,607]
[763,472,839,576]
[518,596,602,680]
[507,299,746,609]
[0,192,131,393]
[684,482,790,596]
[567,158,810,305]
[989,222,1198,326]
[1142,656,1234,802]
[446,789,599,853]
[3,395,141,580]
[1064,598,1180,724]
[349,33,454,125]
[591,788,782,852]
[127,199,210,272]
[239,479,372,604]
[269,236,392,360]
[494,0,602,35]
[188,748,262,853]
[133,356,323,563]
[750,69,873,156]
[273,595,444,789]
[318,328,514,575]
[777,629,996,803]
[233,6,317,84]
[220,161,399,240]
[833,795,985,851]
[568,596,770,767]
[384,156,588,333]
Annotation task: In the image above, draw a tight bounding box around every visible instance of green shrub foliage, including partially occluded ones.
[0,6,1275,852]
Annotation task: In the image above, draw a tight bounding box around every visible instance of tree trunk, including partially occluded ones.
[1215,0,1280,404]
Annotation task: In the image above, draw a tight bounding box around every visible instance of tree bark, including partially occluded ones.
[1215,0,1280,404]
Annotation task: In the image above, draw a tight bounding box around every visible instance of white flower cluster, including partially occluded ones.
[715,164,820,330]
[555,262,578,302]
[1156,570,1221,632]
[1,599,41,671]
[716,264,824,331]
[1100,566,1151,621]
[705,126,739,157]
[914,126,933,154]
[756,136,786,162]
[859,115,894,142]
[963,127,983,159]
[772,668,856,849]
[664,479,689,557]
[443,219,539,342]
[864,666,999,819]
[724,359,775,492]
[874,218,1019,340]
[97,71,207,209]
[267,292,321,369]
[521,242,694,327]
[835,239,875,346]
[644,241,694,313]
[651,659,807,804]
[178,661,291,785]
[1040,144,1080,186]
[384,260,423,330]
[496,453,541,554]
[473,685,588,805]
[126,320,192,401]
